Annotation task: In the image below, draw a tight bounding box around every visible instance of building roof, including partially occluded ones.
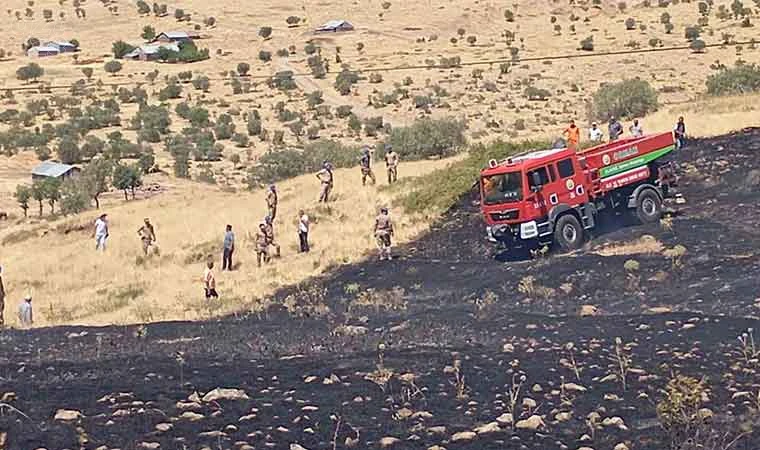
[159,31,190,39]
[124,42,180,58]
[316,20,354,31]
[27,45,60,54]
[32,161,76,177]
[44,41,76,47]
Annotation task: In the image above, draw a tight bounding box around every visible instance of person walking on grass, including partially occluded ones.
[222,224,235,271]
[298,210,310,253]
[94,213,109,252]
[202,261,219,300]
[0,265,5,328]
[18,294,32,328]
[316,161,334,203]
[266,185,278,221]
[137,218,156,256]
[255,223,270,267]
[374,207,394,261]
[263,216,281,258]
[360,146,376,186]
[384,144,399,184]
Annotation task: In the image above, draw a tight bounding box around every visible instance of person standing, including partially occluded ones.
[316,161,334,203]
[384,144,399,184]
[298,210,310,253]
[374,207,394,261]
[266,185,278,221]
[563,120,580,150]
[137,218,156,256]
[18,294,32,328]
[0,265,5,328]
[588,122,604,142]
[608,116,623,141]
[359,146,376,186]
[674,116,686,149]
[263,216,281,258]
[629,118,644,137]
[94,213,109,252]
[202,261,219,300]
[255,223,270,267]
[222,224,235,271]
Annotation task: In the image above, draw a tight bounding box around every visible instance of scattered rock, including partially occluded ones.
[333,325,368,336]
[202,388,250,402]
[502,343,515,353]
[495,413,514,426]
[698,408,713,420]
[412,411,433,419]
[580,305,599,317]
[515,415,545,431]
[379,436,401,448]
[188,392,201,403]
[475,422,501,434]
[427,446,446,450]
[614,444,630,450]
[427,426,447,435]
[555,412,572,422]
[451,431,477,441]
[303,376,318,383]
[648,306,672,314]
[602,416,627,430]
[562,382,587,392]
[531,384,543,393]
[301,405,318,412]
[137,443,160,450]
[176,401,202,411]
[179,411,204,421]
[289,444,309,450]
[395,407,413,419]
[54,409,83,421]
[155,423,173,432]
[522,398,537,409]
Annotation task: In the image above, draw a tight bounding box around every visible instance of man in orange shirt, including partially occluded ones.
[564,120,580,150]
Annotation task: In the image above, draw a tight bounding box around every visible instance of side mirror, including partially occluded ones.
[531,172,543,192]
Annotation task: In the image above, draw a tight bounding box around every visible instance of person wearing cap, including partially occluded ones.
[263,216,281,258]
[94,213,109,252]
[222,224,235,271]
[629,118,643,137]
[608,116,623,141]
[266,185,278,221]
[18,294,32,328]
[563,120,580,150]
[0,265,5,328]
[588,122,604,142]
[316,161,334,203]
[137,218,156,256]
[359,146,376,186]
[255,223,270,267]
[384,144,399,184]
[374,207,394,261]
[297,210,310,253]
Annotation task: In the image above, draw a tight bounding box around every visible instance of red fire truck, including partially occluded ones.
[480,132,677,252]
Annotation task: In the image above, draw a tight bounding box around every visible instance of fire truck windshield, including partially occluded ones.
[482,172,523,205]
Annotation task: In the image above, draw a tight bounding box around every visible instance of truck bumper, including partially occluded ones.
[486,220,552,247]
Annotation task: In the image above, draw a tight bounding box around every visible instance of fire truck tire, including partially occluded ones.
[635,189,662,224]
[553,214,584,252]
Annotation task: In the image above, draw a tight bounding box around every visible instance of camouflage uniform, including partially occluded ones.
[384,148,399,184]
[316,164,334,203]
[266,186,278,221]
[360,148,376,186]
[137,220,156,256]
[263,219,281,258]
[374,210,394,260]
[255,226,270,267]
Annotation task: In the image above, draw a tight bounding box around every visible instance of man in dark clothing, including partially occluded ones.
[360,146,376,186]
[674,116,686,149]
[264,216,281,258]
[0,265,5,328]
[266,185,278,221]
[222,225,235,271]
[608,117,623,141]
[137,218,156,256]
[374,207,394,261]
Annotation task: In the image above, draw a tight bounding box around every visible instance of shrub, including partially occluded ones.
[276,48,289,57]
[304,42,318,55]
[112,40,136,58]
[625,18,636,30]
[369,73,383,83]
[58,138,81,164]
[336,105,353,118]
[141,25,156,41]
[690,39,706,53]
[388,117,466,160]
[591,78,658,120]
[286,15,300,25]
[335,68,360,95]
[237,62,250,76]
[706,63,760,95]
[104,60,123,75]
[247,139,359,186]
[524,86,552,100]
[259,26,272,39]
[16,63,44,83]
[580,36,594,51]
[504,10,514,21]
[158,82,182,101]
[259,50,272,62]
[684,26,700,41]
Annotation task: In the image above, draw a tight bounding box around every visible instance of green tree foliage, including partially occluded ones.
[389,117,466,160]
[14,184,31,217]
[247,110,262,136]
[112,40,136,58]
[112,163,143,200]
[334,68,360,95]
[31,180,46,216]
[57,137,81,164]
[706,63,760,95]
[591,78,658,120]
[259,26,272,39]
[60,178,89,215]
[133,103,171,142]
[141,25,156,41]
[166,135,191,178]
[104,60,123,75]
[80,157,112,208]
[158,82,182,101]
[247,140,360,186]
[16,63,44,83]
[40,177,62,214]
[237,62,250,76]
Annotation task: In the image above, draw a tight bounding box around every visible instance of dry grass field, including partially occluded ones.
[1,0,759,326]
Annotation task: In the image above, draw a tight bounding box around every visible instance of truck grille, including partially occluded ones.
[490,210,519,221]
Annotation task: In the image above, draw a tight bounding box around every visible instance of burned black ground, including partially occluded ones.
[1,130,759,450]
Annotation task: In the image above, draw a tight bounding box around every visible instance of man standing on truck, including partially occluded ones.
[563,120,580,149]
[608,116,623,141]
[360,146,376,186]
[674,116,686,149]
[629,119,643,137]
[316,161,334,203]
[384,144,399,184]
[588,122,604,142]
[374,207,394,261]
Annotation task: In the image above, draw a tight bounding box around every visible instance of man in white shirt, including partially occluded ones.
[629,118,643,137]
[588,122,604,142]
[94,213,109,251]
[18,294,32,328]
[298,210,310,253]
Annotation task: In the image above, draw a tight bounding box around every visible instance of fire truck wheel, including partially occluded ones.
[554,214,584,252]
[635,189,662,224]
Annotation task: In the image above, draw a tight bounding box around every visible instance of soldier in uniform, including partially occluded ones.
[137,218,156,256]
[266,184,278,221]
[374,207,394,261]
[263,216,281,258]
[255,223,270,267]
[384,144,399,184]
[316,161,334,203]
[360,146,376,186]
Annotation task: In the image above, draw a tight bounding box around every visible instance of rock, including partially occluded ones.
[179,411,204,421]
[515,415,545,431]
[188,392,201,403]
[562,383,587,392]
[502,343,515,353]
[681,323,696,330]
[495,413,514,426]
[475,422,501,434]
[522,398,537,409]
[289,445,309,450]
[202,388,250,402]
[395,407,413,419]
[333,325,368,336]
[427,446,446,450]
[648,306,672,314]
[579,434,592,442]
[1,392,17,402]
[614,444,630,450]
[531,384,543,393]
[698,408,713,420]
[304,376,318,383]
[155,423,173,432]
[301,405,318,412]
[239,414,256,422]
[602,416,627,430]
[54,409,83,421]
[345,436,359,447]
[379,437,401,448]
[732,391,751,400]
[138,443,160,449]
[451,431,477,441]
[580,305,599,317]
[555,412,572,422]
[578,447,594,450]
[412,411,433,419]
[427,426,447,435]
[176,401,201,411]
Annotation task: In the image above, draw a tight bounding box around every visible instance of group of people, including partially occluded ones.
[563,116,687,149]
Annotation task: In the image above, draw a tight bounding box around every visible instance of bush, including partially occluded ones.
[158,82,182,101]
[259,50,272,62]
[335,69,360,95]
[58,138,81,164]
[706,63,760,95]
[580,36,594,51]
[237,62,250,76]
[259,26,272,39]
[247,139,359,186]
[591,78,658,120]
[112,40,136,59]
[389,117,466,160]
[524,86,552,100]
[625,17,636,30]
[684,26,700,41]
[690,39,706,53]
[16,63,44,83]
[104,60,123,75]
